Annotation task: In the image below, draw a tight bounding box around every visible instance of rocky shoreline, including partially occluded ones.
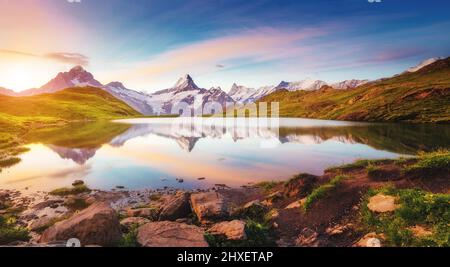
[1,151,449,247]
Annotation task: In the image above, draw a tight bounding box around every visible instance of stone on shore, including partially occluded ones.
[39,202,121,247]
[190,192,230,223]
[354,232,384,247]
[159,191,191,221]
[367,194,400,213]
[126,207,159,220]
[208,220,247,240]
[137,221,208,247]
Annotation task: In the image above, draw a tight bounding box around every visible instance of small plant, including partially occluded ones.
[0,215,30,245]
[360,186,450,247]
[50,184,91,196]
[118,225,140,247]
[403,149,450,176]
[255,181,278,192]
[303,175,347,211]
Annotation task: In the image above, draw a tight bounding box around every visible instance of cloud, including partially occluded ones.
[44,52,90,66]
[0,49,90,66]
[121,27,328,82]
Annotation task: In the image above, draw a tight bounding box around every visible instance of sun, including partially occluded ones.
[0,63,47,91]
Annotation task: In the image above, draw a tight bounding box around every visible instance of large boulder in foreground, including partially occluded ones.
[190,192,231,223]
[159,192,191,221]
[39,202,121,246]
[208,220,247,240]
[137,221,208,247]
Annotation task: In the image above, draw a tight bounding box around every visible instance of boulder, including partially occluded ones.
[39,202,121,247]
[137,221,208,247]
[367,194,400,213]
[208,220,247,240]
[126,207,159,220]
[159,192,191,221]
[354,232,384,247]
[120,217,150,232]
[190,192,230,223]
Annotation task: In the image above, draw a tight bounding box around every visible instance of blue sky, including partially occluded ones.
[0,0,449,92]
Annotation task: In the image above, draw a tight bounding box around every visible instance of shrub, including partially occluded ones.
[50,184,91,196]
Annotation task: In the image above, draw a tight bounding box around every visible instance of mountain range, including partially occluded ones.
[0,57,445,116]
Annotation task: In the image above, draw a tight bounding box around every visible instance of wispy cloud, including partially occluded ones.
[0,49,90,66]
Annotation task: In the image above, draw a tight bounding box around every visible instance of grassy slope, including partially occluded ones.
[259,57,450,123]
[0,86,139,170]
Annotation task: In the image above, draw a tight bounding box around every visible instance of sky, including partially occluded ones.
[0,0,449,93]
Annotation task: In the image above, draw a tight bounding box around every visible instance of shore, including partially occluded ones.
[1,150,449,247]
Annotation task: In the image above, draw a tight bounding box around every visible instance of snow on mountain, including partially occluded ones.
[274,79,328,92]
[19,66,103,96]
[330,79,370,90]
[146,74,234,115]
[103,82,155,115]
[407,57,443,73]
[228,83,257,103]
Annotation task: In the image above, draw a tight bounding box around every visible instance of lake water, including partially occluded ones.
[1,118,449,193]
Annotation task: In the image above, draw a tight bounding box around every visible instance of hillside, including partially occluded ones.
[0,86,140,131]
[259,57,450,123]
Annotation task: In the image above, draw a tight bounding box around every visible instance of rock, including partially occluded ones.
[285,199,306,210]
[28,215,61,232]
[367,194,400,213]
[126,207,159,220]
[325,223,353,236]
[208,220,247,241]
[266,209,279,220]
[354,232,384,247]
[190,192,230,223]
[72,180,84,186]
[39,202,121,247]
[295,228,320,247]
[283,173,318,198]
[233,200,267,218]
[265,191,284,205]
[409,225,433,238]
[120,217,150,232]
[137,221,208,247]
[159,192,191,221]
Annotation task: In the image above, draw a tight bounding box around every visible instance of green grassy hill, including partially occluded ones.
[0,87,139,169]
[259,57,450,123]
[0,86,140,132]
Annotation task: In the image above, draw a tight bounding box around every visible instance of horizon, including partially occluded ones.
[1,0,450,93]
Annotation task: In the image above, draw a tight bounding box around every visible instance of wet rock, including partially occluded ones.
[208,220,247,241]
[72,180,84,187]
[190,192,231,223]
[39,202,121,247]
[283,173,318,198]
[126,207,160,220]
[120,217,150,232]
[354,232,384,247]
[137,221,208,247]
[367,194,400,213]
[159,192,191,221]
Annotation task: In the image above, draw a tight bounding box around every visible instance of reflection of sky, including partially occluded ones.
[0,131,402,193]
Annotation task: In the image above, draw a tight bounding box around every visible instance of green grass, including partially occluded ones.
[361,186,450,247]
[50,184,91,196]
[403,149,450,176]
[205,219,275,247]
[118,225,140,247]
[304,175,347,211]
[255,181,278,192]
[258,57,450,123]
[0,157,21,168]
[326,159,393,172]
[0,215,30,245]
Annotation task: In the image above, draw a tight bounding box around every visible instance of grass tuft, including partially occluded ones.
[304,175,347,211]
[50,184,91,196]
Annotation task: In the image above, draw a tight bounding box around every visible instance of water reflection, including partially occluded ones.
[1,118,449,192]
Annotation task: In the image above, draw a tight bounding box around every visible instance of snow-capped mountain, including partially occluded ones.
[407,57,443,73]
[19,66,103,96]
[146,74,234,115]
[274,79,328,92]
[330,79,370,90]
[228,83,257,103]
[103,82,155,115]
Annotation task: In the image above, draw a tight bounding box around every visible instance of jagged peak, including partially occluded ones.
[106,81,126,88]
[173,74,199,90]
